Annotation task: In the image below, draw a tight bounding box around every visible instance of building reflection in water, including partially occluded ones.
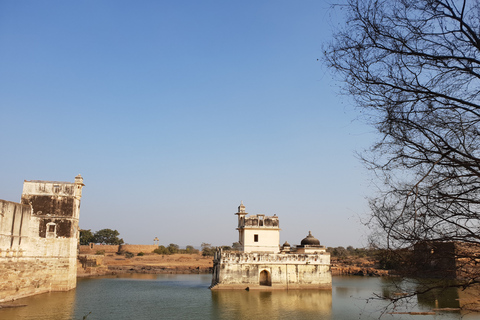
[416,284,460,309]
[0,289,76,320]
[211,289,332,319]
[382,278,480,316]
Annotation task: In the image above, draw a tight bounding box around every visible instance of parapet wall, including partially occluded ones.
[216,251,330,265]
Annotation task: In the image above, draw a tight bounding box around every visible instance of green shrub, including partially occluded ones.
[153,245,171,255]
[125,251,134,259]
[137,252,145,256]
[95,250,105,255]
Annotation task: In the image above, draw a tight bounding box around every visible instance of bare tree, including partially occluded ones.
[325,0,480,296]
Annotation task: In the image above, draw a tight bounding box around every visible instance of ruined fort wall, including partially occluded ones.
[0,176,83,302]
[0,200,78,302]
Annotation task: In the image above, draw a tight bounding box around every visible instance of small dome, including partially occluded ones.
[282,241,291,247]
[300,231,320,246]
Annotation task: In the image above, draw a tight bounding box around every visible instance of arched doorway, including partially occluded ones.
[259,270,271,286]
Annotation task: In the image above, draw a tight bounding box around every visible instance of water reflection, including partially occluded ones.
[3,275,480,320]
[457,284,480,312]
[211,290,332,320]
[0,289,76,320]
[416,281,461,309]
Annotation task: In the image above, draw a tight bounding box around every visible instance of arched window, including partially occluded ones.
[259,270,271,286]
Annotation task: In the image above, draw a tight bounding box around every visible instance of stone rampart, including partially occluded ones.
[119,244,158,254]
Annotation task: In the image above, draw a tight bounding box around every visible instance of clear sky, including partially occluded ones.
[0,1,375,248]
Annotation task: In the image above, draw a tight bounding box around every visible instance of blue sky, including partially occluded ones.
[0,1,375,248]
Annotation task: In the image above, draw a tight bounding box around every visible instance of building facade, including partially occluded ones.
[0,175,84,302]
[211,202,331,290]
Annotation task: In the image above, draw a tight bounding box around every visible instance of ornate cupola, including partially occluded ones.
[296,231,325,254]
[300,231,321,247]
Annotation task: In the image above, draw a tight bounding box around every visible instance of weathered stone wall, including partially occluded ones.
[0,176,83,302]
[79,244,158,254]
[0,256,76,300]
[211,251,332,290]
[77,254,110,277]
[79,244,120,254]
[0,200,32,256]
[119,244,158,254]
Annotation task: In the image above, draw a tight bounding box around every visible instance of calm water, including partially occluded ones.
[1,274,480,320]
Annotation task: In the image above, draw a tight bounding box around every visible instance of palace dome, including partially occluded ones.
[300,231,320,246]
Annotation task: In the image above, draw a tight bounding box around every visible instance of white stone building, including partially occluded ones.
[211,202,331,290]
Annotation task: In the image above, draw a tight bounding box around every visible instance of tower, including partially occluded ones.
[235,202,280,253]
[235,201,248,249]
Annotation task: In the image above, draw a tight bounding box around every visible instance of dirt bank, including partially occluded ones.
[78,253,213,277]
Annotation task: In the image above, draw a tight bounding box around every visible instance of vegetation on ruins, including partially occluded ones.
[153,244,200,255]
[200,243,239,256]
[200,243,216,256]
[325,0,480,299]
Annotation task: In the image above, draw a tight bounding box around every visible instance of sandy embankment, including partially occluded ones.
[78,253,214,277]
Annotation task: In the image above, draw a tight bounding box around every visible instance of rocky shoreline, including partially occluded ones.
[331,266,390,277]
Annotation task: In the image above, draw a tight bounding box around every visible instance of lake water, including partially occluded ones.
[1,274,480,320]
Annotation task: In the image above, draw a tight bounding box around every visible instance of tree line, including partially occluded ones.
[80,229,124,245]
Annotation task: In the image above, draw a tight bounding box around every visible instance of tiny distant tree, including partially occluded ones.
[94,229,124,245]
[185,245,199,254]
[167,243,179,254]
[232,242,241,251]
[201,242,216,256]
[79,229,95,245]
[153,245,169,255]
